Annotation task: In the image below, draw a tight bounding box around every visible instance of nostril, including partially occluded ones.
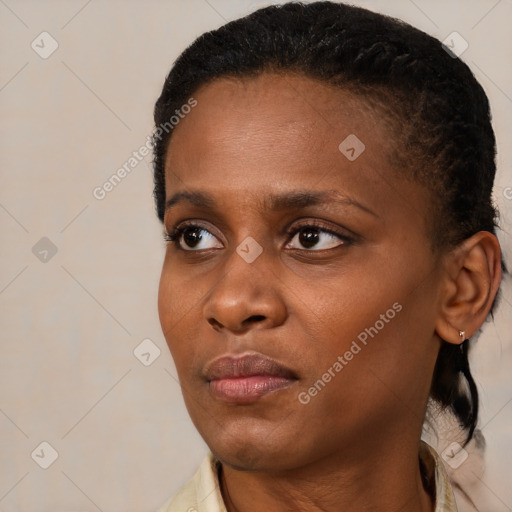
[207,315,266,332]
[208,318,222,331]
[246,315,266,323]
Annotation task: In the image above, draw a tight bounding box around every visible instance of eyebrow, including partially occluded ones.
[165,190,378,217]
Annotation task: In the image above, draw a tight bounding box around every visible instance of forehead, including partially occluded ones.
[166,73,393,185]
[163,72,430,234]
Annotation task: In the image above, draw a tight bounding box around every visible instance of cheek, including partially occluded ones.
[300,250,438,387]
[157,258,210,376]
[157,262,174,335]
[305,266,400,345]
[158,255,200,330]
[157,259,192,354]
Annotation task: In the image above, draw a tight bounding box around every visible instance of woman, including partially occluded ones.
[152,2,502,511]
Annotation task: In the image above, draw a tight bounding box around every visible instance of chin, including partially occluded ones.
[199,419,301,472]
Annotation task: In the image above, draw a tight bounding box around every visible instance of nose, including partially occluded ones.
[202,250,287,335]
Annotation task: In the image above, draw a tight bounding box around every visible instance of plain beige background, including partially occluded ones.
[0,0,511,511]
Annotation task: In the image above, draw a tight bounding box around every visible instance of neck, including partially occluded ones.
[219,437,434,512]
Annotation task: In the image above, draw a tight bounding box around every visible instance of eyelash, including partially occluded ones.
[163,220,353,251]
[163,221,211,246]
[285,221,352,248]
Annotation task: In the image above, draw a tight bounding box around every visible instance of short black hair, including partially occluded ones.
[152,1,501,443]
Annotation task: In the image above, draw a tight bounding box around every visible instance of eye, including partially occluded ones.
[164,223,223,251]
[164,221,352,252]
[285,223,349,251]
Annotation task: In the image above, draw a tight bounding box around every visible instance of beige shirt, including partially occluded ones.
[158,441,458,512]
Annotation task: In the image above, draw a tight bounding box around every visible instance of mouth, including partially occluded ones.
[203,353,298,404]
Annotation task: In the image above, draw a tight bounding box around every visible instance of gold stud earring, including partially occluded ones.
[459,330,466,342]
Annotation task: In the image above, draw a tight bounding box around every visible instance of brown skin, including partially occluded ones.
[158,73,501,512]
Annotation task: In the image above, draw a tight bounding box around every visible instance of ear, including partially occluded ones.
[435,231,502,345]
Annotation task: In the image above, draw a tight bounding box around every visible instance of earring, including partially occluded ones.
[459,330,466,342]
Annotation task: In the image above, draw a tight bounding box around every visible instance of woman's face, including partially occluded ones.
[158,73,444,471]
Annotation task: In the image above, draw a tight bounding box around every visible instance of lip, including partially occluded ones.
[204,353,298,403]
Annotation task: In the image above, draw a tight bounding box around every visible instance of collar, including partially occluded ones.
[158,441,457,512]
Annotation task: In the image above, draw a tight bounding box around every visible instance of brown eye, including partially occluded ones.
[182,227,204,248]
[286,225,347,251]
[165,224,223,251]
[298,228,320,249]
